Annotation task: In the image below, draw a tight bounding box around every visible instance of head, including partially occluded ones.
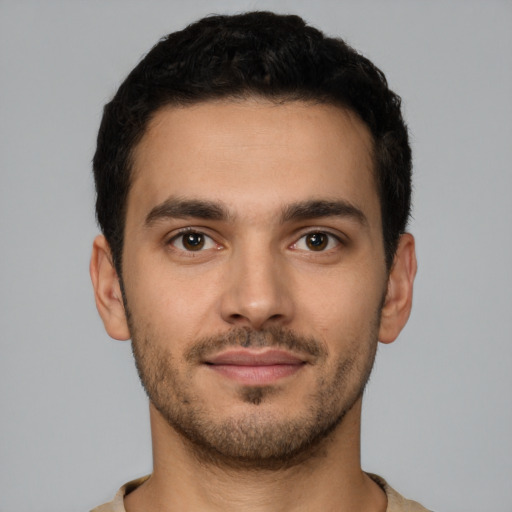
[90,12,416,469]
[93,11,411,275]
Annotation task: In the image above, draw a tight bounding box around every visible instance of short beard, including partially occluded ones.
[127,311,379,471]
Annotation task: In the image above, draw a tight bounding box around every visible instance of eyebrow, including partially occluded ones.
[144,197,367,227]
[145,198,230,226]
[280,199,368,226]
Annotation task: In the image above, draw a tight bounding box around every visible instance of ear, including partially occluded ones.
[378,233,417,344]
[90,235,130,341]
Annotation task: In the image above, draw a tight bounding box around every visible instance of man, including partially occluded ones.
[90,11,429,512]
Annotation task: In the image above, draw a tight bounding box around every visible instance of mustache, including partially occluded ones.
[184,326,327,363]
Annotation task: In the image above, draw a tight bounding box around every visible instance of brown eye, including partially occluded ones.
[182,232,205,251]
[170,231,217,252]
[305,232,328,251]
[292,231,340,252]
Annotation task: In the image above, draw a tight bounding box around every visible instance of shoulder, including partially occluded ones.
[367,473,433,512]
[90,475,150,512]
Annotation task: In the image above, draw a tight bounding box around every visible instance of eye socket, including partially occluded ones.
[293,232,340,252]
[169,231,217,252]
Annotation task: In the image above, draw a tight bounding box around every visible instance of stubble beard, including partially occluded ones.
[129,317,380,471]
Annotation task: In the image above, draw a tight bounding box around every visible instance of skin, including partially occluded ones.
[90,99,416,512]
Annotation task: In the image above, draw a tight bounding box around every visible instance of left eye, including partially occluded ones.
[169,231,217,252]
[293,232,340,252]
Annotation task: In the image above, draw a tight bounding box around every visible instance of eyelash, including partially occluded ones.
[166,228,343,254]
[291,231,342,252]
[167,228,219,253]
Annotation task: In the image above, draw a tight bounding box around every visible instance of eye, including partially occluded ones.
[293,232,340,252]
[169,231,217,252]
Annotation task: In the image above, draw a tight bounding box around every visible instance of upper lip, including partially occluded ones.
[205,349,306,366]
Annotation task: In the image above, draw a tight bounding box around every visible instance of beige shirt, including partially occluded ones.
[91,474,431,511]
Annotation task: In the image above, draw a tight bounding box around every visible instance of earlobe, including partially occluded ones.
[378,233,417,344]
[90,235,131,341]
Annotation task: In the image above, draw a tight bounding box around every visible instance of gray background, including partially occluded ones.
[1,1,511,511]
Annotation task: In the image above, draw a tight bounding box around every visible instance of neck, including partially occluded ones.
[124,398,386,512]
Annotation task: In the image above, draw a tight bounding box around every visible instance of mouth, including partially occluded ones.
[204,349,307,385]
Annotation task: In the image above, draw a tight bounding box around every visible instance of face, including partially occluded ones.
[109,100,394,466]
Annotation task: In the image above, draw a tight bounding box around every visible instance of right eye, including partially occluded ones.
[169,231,217,252]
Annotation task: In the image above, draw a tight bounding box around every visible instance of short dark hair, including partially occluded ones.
[93,11,411,273]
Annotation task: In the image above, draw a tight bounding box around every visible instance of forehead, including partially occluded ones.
[128,99,379,226]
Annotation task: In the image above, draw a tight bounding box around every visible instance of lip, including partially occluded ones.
[204,349,306,385]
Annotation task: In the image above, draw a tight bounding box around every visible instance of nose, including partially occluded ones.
[219,241,294,330]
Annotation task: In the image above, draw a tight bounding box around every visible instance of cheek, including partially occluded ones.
[295,269,384,340]
[124,260,224,342]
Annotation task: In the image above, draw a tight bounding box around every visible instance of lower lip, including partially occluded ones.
[207,364,304,385]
